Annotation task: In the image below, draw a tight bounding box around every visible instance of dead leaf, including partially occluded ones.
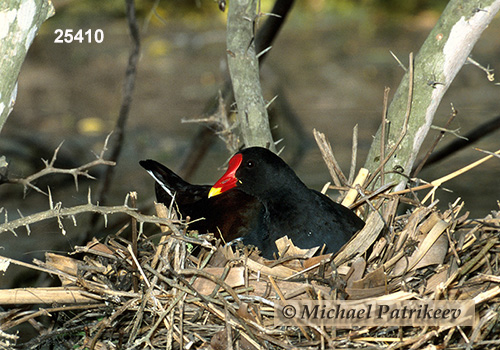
[275,236,318,258]
[191,267,245,295]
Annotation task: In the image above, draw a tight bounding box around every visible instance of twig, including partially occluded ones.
[93,0,140,210]
[341,168,370,208]
[0,255,78,284]
[268,275,311,340]
[0,192,179,235]
[348,124,359,185]
[380,87,390,186]
[179,268,241,305]
[7,134,115,197]
[390,50,408,72]
[430,125,468,140]
[366,52,414,189]
[129,191,139,293]
[313,129,347,188]
[89,298,139,350]
[474,147,500,159]
[466,56,495,81]
[182,91,239,154]
[422,149,500,204]
[226,0,275,150]
[412,114,500,171]
[412,105,458,176]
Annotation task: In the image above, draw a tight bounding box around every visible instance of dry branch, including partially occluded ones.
[413,114,500,172]
[313,129,346,188]
[0,287,101,305]
[93,0,140,209]
[6,133,115,196]
[0,192,180,236]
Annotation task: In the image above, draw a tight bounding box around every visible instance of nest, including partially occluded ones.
[1,188,499,350]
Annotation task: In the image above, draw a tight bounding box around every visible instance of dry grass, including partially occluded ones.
[1,184,499,349]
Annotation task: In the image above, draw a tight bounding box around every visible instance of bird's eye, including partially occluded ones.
[246,160,254,168]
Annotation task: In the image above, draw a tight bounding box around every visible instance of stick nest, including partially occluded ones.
[1,192,499,350]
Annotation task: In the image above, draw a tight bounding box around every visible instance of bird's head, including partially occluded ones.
[208,147,301,199]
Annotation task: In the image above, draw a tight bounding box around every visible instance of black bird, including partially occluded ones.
[139,159,263,242]
[208,147,365,258]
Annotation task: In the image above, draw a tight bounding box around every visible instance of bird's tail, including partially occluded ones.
[139,159,190,198]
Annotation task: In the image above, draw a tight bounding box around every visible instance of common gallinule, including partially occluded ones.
[141,147,364,258]
[208,147,365,258]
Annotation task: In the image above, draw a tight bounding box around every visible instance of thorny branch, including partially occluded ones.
[466,56,495,82]
[183,91,240,154]
[6,133,115,197]
[412,105,459,177]
[430,125,468,140]
[0,190,179,236]
[413,114,500,171]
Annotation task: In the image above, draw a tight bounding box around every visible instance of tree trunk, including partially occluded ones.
[364,0,500,191]
[226,0,276,151]
[0,0,55,133]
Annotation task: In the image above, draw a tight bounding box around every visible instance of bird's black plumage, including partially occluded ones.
[139,159,263,242]
[209,147,365,258]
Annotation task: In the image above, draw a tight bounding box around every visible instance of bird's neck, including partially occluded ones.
[258,180,310,208]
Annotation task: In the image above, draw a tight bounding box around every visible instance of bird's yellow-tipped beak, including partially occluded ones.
[208,186,222,198]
